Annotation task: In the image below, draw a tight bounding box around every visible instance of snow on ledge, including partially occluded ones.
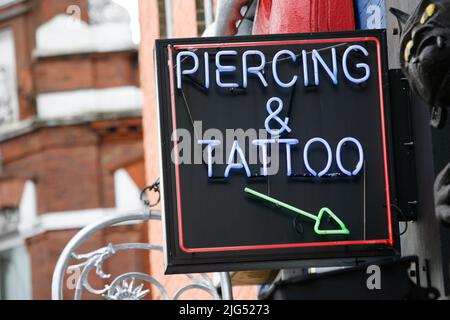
[34,15,136,57]
[37,86,142,120]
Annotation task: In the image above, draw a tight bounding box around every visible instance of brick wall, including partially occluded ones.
[138,0,160,190]
[0,14,35,120]
[1,119,148,300]
[0,0,91,121]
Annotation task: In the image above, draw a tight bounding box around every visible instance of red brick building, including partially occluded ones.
[0,0,147,299]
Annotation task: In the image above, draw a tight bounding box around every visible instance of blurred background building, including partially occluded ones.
[138,0,260,300]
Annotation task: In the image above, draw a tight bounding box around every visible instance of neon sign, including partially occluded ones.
[156,31,398,274]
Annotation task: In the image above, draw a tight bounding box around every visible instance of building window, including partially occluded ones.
[158,0,168,38]
[0,28,19,126]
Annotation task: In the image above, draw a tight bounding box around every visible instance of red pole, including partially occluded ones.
[253,0,355,34]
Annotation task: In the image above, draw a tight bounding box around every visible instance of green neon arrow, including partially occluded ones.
[244,187,350,236]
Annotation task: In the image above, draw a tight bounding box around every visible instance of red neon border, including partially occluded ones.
[167,37,394,254]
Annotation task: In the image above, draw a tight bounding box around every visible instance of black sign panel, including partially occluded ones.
[155,30,399,274]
